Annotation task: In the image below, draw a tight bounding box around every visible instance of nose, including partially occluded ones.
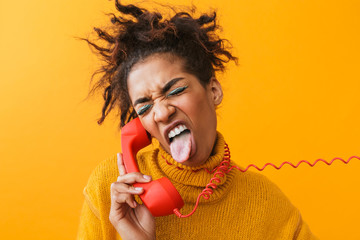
[153,100,176,123]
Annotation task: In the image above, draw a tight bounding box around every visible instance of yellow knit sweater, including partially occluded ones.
[77,133,318,239]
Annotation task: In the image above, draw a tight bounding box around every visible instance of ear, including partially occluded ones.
[208,77,223,106]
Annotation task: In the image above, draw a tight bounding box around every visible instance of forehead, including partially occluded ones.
[127,54,187,99]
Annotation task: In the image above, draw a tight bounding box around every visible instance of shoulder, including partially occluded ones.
[86,154,118,189]
[235,166,288,195]
[231,167,297,212]
[222,168,316,239]
[83,154,118,210]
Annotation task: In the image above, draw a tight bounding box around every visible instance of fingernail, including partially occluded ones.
[143,175,151,180]
[117,153,120,159]
[133,201,137,207]
[134,187,143,191]
[117,176,121,181]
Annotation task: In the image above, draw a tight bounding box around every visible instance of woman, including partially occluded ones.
[78,1,317,239]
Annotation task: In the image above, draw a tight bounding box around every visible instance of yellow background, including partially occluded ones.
[1,0,359,239]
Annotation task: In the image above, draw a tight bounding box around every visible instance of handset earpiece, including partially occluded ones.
[121,118,184,217]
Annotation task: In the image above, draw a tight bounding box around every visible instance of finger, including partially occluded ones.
[109,191,131,224]
[113,191,137,209]
[110,183,139,208]
[117,152,126,176]
[116,172,152,185]
[112,181,144,194]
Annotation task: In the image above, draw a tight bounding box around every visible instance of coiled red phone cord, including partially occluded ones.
[173,143,360,218]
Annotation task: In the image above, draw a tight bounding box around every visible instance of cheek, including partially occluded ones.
[180,93,215,126]
[140,117,157,137]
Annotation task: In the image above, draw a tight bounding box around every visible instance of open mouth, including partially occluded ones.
[168,124,190,143]
[165,123,193,163]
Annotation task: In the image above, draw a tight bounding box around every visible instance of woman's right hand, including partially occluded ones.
[109,153,155,240]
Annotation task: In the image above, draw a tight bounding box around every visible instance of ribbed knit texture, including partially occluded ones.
[77,132,318,240]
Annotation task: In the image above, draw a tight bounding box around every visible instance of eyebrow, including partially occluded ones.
[161,77,184,95]
[133,77,184,107]
[133,97,151,107]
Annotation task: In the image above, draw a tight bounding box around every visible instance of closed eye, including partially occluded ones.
[137,104,152,116]
[167,86,188,97]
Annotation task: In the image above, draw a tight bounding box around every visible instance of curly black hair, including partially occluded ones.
[83,0,237,128]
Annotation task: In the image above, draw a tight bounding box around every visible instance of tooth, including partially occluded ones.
[169,130,175,139]
[175,127,180,135]
[183,125,188,130]
[179,125,184,132]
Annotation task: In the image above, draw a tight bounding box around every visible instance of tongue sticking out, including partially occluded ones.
[170,131,191,163]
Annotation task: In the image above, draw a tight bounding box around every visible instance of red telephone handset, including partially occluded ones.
[121,118,184,217]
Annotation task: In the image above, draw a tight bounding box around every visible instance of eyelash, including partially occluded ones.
[136,86,188,116]
[137,104,152,116]
[167,86,188,97]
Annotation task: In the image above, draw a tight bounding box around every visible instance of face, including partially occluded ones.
[126,54,223,166]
